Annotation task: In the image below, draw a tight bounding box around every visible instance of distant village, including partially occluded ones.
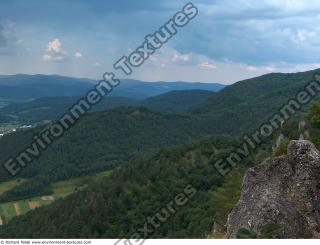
[0,124,33,138]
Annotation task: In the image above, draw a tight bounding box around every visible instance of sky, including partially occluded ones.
[0,0,320,85]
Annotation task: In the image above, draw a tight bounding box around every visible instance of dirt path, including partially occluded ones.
[14,203,21,216]
[41,195,55,201]
[29,201,40,210]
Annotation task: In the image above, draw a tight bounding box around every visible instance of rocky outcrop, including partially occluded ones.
[227,140,320,238]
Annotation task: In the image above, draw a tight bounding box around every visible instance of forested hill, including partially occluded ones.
[2,68,319,131]
[1,95,319,239]
[0,90,215,124]
[2,105,319,238]
[0,74,224,102]
[110,80,224,99]
[0,74,93,102]
[0,135,258,238]
[143,90,215,113]
[189,69,320,133]
[0,107,219,184]
[0,69,319,200]
[0,96,139,123]
[1,69,320,237]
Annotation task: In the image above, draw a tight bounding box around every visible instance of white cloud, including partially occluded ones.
[74,52,83,59]
[42,38,67,62]
[265,66,275,72]
[294,30,316,44]
[241,64,276,73]
[172,52,190,62]
[198,61,217,70]
[244,65,258,72]
[200,0,320,19]
[176,0,320,67]
[46,38,63,53]
[149,55,157,62]
[42,53,65,62]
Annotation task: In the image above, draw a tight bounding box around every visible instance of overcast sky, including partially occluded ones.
[0,0,320,84]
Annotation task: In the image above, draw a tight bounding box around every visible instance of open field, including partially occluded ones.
[0,196,55,223]
[0,170,111,223]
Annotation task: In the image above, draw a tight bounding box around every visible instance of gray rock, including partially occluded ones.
[227,140,320,238]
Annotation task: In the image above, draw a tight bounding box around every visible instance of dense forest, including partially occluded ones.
[0,69,320,237]
[189,70,319,132]
[0,107,219,201]
[0,102,317,238]
[0,135,266,238]
[143,90,215,113]
[0,69,318,204]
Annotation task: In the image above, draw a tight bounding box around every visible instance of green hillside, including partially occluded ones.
[143,90,215,113]
[190,69,319,133]
[0,135,258,238]
[0,69,319,238]
[0,69,318,201]
[0,106,221,201]
[0,102,316,239]
[0,90,215,124]
[0,96,139,123]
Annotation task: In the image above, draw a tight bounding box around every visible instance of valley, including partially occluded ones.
[0,69,319,238]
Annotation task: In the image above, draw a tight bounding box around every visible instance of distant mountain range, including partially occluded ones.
[0,74,225,102]
[0,90,215,124]
[0,69,318,184]
[111,79,224,99]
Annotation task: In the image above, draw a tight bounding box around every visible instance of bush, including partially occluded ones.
[273,139,290,157]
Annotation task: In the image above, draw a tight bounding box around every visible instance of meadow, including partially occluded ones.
[0,170,111,224]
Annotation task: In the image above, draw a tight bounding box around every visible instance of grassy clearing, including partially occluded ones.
[0,170,112,223]
[51,178,87,199]
[0,196,55,223]
[94,170,112,180]
[51,170,112,199]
